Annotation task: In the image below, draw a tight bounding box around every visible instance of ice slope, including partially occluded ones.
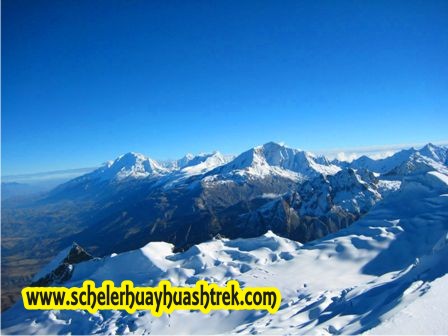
[3,168,447,335]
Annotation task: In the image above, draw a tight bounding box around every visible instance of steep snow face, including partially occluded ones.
[326,168,381,214]
[349,143,448,174]
[155,152,232,189]
[210,142,340,181]
[385,152,448,178]
[89,152,168,181]
[175,153,196,169]
[288,168,380,216]
[292,168,381,218]
[160,153,234,172]
[350,148,418,174]
[4,169,447,335]
[419,143,448,164]
[180,152,229,175]
[229,168,383,243]
[79,151,231,186]
[31,243,93,287]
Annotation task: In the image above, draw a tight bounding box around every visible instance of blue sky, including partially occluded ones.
[3,0,448,175]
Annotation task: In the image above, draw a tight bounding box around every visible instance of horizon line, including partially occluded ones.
[2,140,447,180]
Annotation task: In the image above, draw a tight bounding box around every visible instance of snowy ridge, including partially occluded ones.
[3,168,448,334]
[3,142,448,334]
[56,142,446,187]
[208,142,340,182]
[349,143,448,174]
[179,152,229,175]
[85,152,168,181]
[385,152,448,178]
[301,168,381,216]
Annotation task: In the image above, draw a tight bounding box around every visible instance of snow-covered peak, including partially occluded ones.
[92,152,168,181]
[176,153,196,169]
[6,169,448,335]
[418,143,448,164]
[385,152,448,178]
[350,147,417,174]
[31,242,92,286]
[212,142,340,180]
[179,151,229,175]
[296,168,381,216]
[257,141,314,169]
[330,168,370,190]
[349,143,448,174]
[177,152,224,169]
[160,152,232,174]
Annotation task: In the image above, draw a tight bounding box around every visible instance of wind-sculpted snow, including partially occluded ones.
[3,169,448,334]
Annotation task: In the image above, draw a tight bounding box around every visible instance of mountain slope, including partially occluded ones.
[216,168,382,243]
[2,142,446,313]
[88,152,168,181]
[349,143,448,174]
[209,142,340,181]
[2,169,447,334]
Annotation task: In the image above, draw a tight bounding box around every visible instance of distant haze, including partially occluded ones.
[3,141,447,183]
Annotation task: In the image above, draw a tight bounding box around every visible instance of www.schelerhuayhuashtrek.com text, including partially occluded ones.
[22,280,281,316]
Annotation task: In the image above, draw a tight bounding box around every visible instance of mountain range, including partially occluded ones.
[1,142,448,323]
[2,141,448,334]
[44,142,447,252]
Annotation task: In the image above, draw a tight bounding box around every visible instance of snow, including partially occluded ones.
[377,179,401,194]
[156,152,232,188]
[419,143,448,164]
[180,152,228,176]
[349,144,448,175]
[366,274,448,335]
[31,245,72,282]
[261,193,282,199]
[88,152,169,181]
[64,143,447,188]
[429,170,448,185]
[209,142,340,182]
[3,143,448,334]
[3,169,448,335]
[79,151,233,188]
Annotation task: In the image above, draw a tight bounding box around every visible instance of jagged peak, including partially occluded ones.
[93,151,168,180]
[177,151,227,170]
[208,141,339,180]
[31,242,93,286]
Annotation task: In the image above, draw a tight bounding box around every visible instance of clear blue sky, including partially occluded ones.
[3,0,448,175]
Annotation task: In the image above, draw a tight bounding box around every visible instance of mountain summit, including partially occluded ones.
[92,152,168,181]
[210,142,340,181]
